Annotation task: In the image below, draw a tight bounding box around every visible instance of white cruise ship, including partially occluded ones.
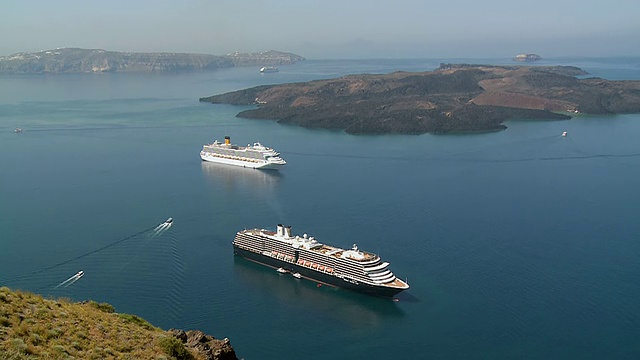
[233,224,410,297]
[200,136,286,170]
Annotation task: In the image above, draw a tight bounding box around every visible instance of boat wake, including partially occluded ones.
[149,218,173,238]
[163,228,186,325]
[0,219,171,291]
[54,271,85,288]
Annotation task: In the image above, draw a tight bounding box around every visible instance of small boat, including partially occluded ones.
[562,131,567,137]
[76,270,84,278]
[260,66,278,73]
[277,267,288,274]
[15,128,22,133]
[164,217,173,224]
[292,272,301,279]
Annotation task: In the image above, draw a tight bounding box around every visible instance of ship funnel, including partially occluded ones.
[277,224,284,237]
[224,136,230,145]
[285,226,292,238]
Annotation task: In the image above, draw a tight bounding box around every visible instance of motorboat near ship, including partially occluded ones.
[200,136,286,170]
[260,66,278,73]
[232,224,409,297]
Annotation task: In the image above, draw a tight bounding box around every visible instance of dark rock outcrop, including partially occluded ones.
[0,48,304,74]
[169,329,239,360]
[200,64,640,135]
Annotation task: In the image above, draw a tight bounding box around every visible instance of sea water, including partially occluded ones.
[1,58,639,359]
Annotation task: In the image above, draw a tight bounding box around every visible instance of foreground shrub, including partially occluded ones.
[158,336,193,360]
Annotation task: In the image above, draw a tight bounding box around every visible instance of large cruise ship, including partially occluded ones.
[200,136,286,170]
[233,224,410,297]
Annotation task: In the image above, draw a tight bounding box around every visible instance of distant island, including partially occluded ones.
[0,286,238,359]
[514,53,542,62]
[199,64,640,135]
[0,48,304,74]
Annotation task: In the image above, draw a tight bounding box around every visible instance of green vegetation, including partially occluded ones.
[0,287,200,359]
[88,301,115,314]
[118,313,158,331]
[158,336,194,360]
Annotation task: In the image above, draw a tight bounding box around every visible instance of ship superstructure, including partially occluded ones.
[233,224,409,297]
[200,136,286,170]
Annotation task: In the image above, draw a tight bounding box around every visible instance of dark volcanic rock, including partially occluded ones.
[201,64,640,134]
[200,64,640,134]
[169,329,238,360]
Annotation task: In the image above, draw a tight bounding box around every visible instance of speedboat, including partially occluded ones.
[277,267,288,274]
[164,217,173,224]
[76,270,84,278]
[15,128,22,133]
[292,272,301,279]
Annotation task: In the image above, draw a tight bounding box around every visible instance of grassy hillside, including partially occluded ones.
[0,287,233,359]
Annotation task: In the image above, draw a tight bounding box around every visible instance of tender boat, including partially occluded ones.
[260,66,279,73]
[292,273,302,279]
[277,267,288,274]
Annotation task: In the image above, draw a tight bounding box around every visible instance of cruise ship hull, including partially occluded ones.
[233,245,406,298]
[200,152,283,170]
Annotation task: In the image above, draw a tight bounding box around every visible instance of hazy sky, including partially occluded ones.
[2,0,639,58]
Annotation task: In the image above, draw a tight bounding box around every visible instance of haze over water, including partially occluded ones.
[1,58,639,359]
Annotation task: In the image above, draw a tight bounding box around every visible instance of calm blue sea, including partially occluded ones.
[1,57,639,359]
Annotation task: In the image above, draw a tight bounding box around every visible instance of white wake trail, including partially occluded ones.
[64,275,84,287]
[149,223,167,238]
[160,223,173,235]
[55,274,77,288]
[150,223,169,238]
[155,222,172,237]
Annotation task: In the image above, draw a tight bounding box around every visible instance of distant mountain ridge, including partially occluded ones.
[0,48,304,74]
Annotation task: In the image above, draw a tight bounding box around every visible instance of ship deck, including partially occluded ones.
[313,244,377,261]
[243,228,378,262]
[385,278,410,289]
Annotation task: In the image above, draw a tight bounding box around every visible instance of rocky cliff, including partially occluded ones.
[199,64,640,135]
[0,48,304,74]
[0,287,238,359]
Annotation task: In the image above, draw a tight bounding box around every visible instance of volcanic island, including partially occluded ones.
[200,64,640,135]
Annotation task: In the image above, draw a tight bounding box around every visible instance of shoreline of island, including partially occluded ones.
[199,63,640,135]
